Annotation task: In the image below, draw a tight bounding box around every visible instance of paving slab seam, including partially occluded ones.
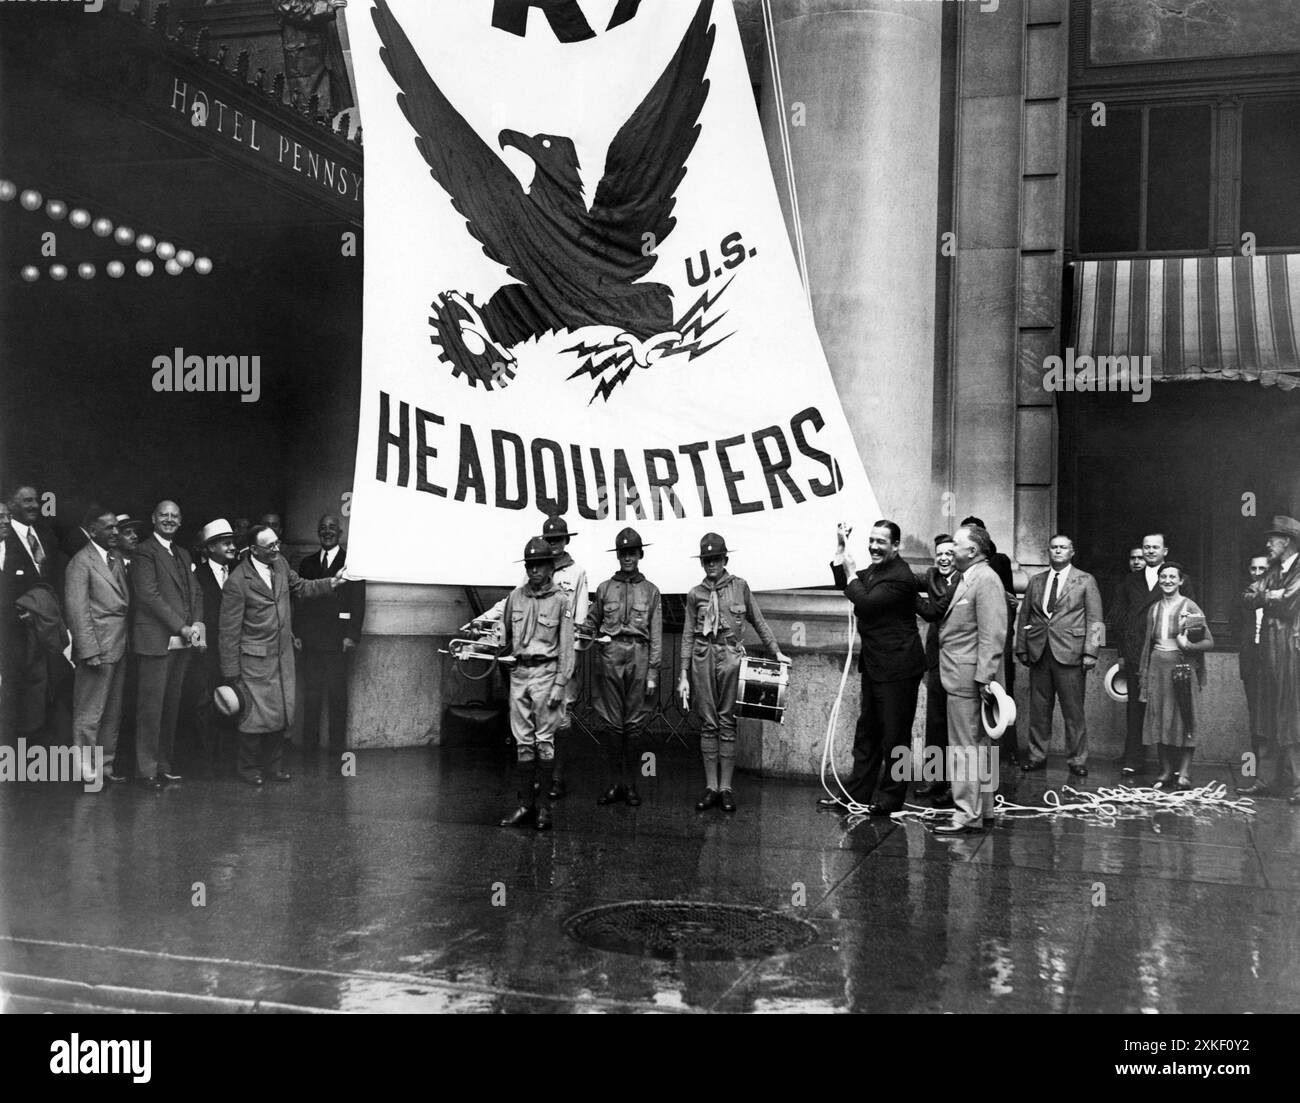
[1,972,342,1015]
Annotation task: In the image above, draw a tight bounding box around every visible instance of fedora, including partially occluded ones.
[1264,515,1300,543]
[213,681,250,722]
[981,681,1016,740]
[1104,662,1128,703]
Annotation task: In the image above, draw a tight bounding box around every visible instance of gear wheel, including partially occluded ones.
[428,291,517,390]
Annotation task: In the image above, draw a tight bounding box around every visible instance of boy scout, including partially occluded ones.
[473,514,588,800]
[585,527,662,807]
[498,537,575,831]
[678,533,789,812]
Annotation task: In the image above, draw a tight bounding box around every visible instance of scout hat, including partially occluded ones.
[1264,515,1300,543]
[518,536,557,563]
[980,681,1016,740]
[692,533,731,558]
[608,527,650,553]
[213,681,251,722]
[199,518,235,544]
[1104,663,1128,703]
[540,515,576,540]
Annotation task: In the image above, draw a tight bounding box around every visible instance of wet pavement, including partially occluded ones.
[1,741,1298,1014]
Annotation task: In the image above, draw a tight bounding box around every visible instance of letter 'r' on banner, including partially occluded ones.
[344,0,880,591]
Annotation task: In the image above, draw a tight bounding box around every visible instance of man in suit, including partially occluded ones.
[1015,534,1105,777]
[961,515,1021,764]
[818,519,926,815]
[219,524,343,786]
[294,513,366,755]
[934,523,1007,835]
[131,500,205,790]
[187,519,240,777]
[1241,517,1300,803]
[1232,556,1271,794]
[1108,531,1196,775]
[915,534,957,803]
[64,509,132,784]
[3,484,65,738]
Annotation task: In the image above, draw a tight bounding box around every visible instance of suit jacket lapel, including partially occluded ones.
[943,571,969,622]
[89,546,128,599]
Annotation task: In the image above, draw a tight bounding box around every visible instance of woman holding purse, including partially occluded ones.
[1138,562,1214,789]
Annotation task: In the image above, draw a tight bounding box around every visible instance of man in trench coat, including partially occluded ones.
[219,525,343,785]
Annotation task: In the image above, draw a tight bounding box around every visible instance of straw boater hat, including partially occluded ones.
[981,680,1016,740]
[1104,663,1129,703]
[198,518,235,545]
[213,681,250,722]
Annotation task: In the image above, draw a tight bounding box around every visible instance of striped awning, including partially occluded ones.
[1072,255,1300,390]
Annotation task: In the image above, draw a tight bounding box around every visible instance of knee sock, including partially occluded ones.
[719,738,736,791]
[700,733,719,789]
[515,758,538,805]
[536,759,555,809]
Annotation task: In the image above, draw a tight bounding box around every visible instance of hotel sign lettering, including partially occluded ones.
[166,76,362,206]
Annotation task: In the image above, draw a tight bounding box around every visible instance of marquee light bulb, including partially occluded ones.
[135,258,154,277]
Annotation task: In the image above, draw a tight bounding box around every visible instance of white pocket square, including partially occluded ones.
[956,598,970,605]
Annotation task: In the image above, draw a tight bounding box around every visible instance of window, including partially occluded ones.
[1241,98,1300,249]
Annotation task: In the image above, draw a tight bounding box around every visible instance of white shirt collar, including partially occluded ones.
[153,532,173,552]
[321,546,337,568]
[91,540,110,565]
[11,519,32,540]
[210,559,229,584]
[1051,563,1071,583]
[251,557,273,587]
[1144,564,1159,587]
[1284,552,1298,575]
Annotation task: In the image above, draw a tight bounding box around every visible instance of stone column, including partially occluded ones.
[757,0,943,559]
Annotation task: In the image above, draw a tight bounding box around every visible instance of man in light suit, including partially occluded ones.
[220,525,342,786]
[131,500,205,790]
[935,523,1007,835]
[65,509,132,784]
[1108,532,1196,776]
[1015,534,1104,777]
[294,513,366,754]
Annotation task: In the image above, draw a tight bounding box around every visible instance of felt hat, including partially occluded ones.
[518,536,557,563]
[1264,515,1300,543]
[540,515,576,540]
[692,533,731,559]
[608,527,649,553]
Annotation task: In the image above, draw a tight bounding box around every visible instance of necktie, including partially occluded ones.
[220,564,229,586]
[1046,572,1059,614]
[27,530,45,574]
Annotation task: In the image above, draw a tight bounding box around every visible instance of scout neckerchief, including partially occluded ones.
[700,570,733,638]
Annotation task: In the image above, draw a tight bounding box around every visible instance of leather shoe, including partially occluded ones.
[106,772,128,784]
[1068,764,1089,778]
[625,785,641,807]
[500,804,537,827]
[695,788,720,811]
[548,777,567,800]
[161,771,183,782]
[719,788,736,813]
[1121,766,1141,776]
[816,795,847,811]
[239,774,263,787]
[535,807,553,831]
[268,771,292,783]
[137,776,163,791]
[1235,781,1272,796]
[1021,759,1047,773]
[915,781,938,797]
[865,803,895,817]
[596,784,627,806]
[931,822,983,836]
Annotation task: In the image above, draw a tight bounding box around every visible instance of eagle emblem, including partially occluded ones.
[372,0,732,402]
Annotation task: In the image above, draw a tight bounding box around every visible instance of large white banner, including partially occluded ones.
[346,0,880,591]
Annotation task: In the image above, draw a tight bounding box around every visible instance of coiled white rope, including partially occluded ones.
[889,781,1258,829]
[819,607,877,814]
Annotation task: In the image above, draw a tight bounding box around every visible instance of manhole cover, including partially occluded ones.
[563,900,819,961]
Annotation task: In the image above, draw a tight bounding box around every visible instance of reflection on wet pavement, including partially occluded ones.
[1,745,1297,1013]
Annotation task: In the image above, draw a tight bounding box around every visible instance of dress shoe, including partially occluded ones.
[915,781,938,797]
[106,772,128,784]
[137,776,163,791]
[1175,775,1193,791]
[500,804,537,827]
[161,771,183,782]
[719,788,736,813]
[548,777,567,800]
[268,771,292,783]
[239,774,264,787]
[535,807,553,831]
[625,785,641,807]
[597,784,627,806]
[1020,759,1047,773]
[1068,764,1089,778]
[931,822,983,836]
[1152,773,1175,790]
[865,803,895,817]
[816,795,846,811]
[1235,781,1273,796]
[695,788,720,811]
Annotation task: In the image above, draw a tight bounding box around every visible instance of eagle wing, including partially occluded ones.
[584,0,716,283]
[371,0,532,282]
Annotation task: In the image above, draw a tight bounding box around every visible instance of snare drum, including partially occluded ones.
[735,656,789,724]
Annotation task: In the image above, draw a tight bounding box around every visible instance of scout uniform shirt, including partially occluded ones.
[585,571,663,668]
[501,578,576,685]
[679,572,779,676]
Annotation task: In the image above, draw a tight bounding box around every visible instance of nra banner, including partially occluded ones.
[346,0,880,591]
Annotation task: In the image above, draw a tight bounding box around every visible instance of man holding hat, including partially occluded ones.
[189,519,240,776]
[585,527,662,807]
[497,536,576,830]
[679,533,788,813]
[219,525,343,786]
[474,514,588,799]
[1241,516,1300,803]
